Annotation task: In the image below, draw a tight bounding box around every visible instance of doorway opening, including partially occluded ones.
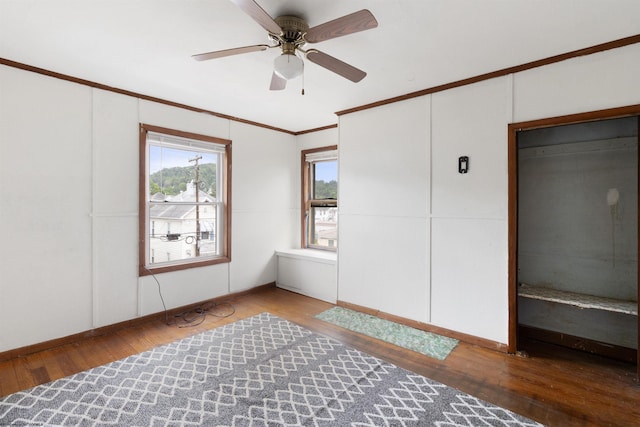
[508,106,640,378]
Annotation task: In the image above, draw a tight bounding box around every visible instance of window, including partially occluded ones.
[139,124,231,275]
[302,146,338,250]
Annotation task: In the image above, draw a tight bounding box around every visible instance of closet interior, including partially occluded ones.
[517,117,638,365]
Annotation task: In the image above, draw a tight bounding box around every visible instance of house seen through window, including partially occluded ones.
[139,124,231,275]
[302,146,338,250]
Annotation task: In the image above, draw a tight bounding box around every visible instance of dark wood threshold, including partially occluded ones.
[338,300,509,353]
[519,324,637,364]
[0,282,276,363]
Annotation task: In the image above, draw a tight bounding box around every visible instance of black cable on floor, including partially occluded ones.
[144,266,235,328]
[173,301,236,328]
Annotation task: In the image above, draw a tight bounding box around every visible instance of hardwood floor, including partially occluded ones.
[1,287,638,426]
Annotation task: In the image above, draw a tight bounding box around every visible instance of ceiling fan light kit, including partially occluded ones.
[273,53,303,80]
[192,0,378,91]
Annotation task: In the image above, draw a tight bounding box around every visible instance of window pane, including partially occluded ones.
[310,206,338,249]
[313,160,337,199]
[149,203,218,264]
[149,146,219,198]
[302,147,338,251]
[148,143,220,266]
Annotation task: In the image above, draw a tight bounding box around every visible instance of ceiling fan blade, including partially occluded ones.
[305,9,378,43]
[269,72,287,91]
[306,50,367,83]
[229,0,282,35]
[192,44,270,61]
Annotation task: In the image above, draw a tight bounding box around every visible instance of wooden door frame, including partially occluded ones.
[507,104,640,378]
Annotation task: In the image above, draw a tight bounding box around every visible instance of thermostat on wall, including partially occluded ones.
[459,156,469,174]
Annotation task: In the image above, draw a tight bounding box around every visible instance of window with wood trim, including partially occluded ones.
[139,124,231,276]
[302,146,338,250]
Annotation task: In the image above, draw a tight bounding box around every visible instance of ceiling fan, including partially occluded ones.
[192,0,378,91]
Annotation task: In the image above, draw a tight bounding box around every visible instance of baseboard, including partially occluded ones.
[519,324,637,363]
[0,282,276,363]
[337,300,510,353]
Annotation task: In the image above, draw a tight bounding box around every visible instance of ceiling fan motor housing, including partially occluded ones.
[273,15,309,46]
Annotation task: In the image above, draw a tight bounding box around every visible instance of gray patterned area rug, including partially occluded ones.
[0,313,542,426]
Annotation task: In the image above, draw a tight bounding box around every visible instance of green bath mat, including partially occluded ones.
[316,306,458,360]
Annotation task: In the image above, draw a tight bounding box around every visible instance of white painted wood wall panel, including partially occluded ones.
[92,89,139,214]
[138,264,229,316]
[0,67,93,350]
[338,96,430,323]
[92,216,138,326]
[228,121,297,292]
[297,128,339,151]
[514,44,640,123]
[339,97,430,218]
[229,121,296,213]
[431,77,511,219]
[91,89,139,327]
[431,218,509,343]
[231,211,295,291]
[138,100,230,139]
[338,215,430,322]
[429,76,511,343]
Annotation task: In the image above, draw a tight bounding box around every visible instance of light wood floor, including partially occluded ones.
[1,287,638,426]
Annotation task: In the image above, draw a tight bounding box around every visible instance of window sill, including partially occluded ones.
[140,256,230,276]
[274,249,337,265]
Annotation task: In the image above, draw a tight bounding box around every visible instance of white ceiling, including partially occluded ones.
[1,0,640,133]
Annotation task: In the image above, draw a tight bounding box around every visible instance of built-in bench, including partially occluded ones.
[275,249,337,303]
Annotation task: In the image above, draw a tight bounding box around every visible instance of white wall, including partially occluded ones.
[229,121,297,293]
[430,77,512,343]
[339,96,431,323]
[0,65,297,352]
[337,42,640,345]
[514,44,640,121]
[92,89,139,327]
[0,67,94,350]
[298,128,338,151]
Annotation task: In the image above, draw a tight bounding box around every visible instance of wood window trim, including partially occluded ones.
[301,145,338,249]
[138,123,232,276]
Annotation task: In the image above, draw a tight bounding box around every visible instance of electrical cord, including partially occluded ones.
[144,266,235,328]
[172,301,235,328]
[145,266,169,325]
